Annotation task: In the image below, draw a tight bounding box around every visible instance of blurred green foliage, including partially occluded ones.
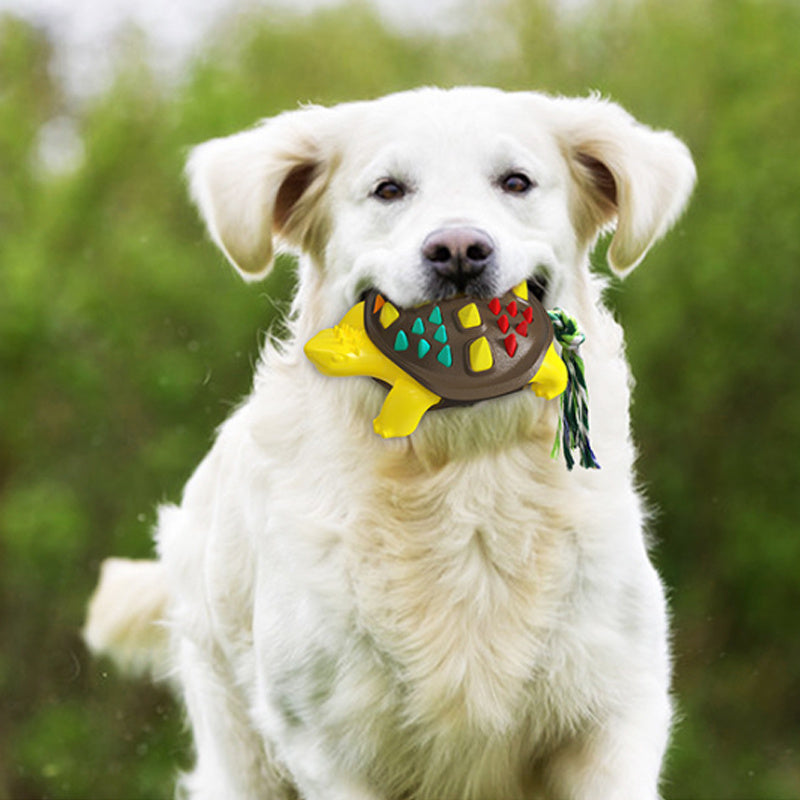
[1,0,799,797]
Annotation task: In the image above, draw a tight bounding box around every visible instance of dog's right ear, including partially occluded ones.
[187,107,333,281]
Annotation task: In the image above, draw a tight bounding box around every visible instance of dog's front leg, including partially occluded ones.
[176,636,294,800]
[274,735,384,800]
[543,696,672,800]
[287,768,384,800]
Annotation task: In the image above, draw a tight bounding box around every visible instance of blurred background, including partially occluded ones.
[1,0,799,797]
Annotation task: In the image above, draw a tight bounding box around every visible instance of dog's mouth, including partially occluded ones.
[527,272,549,304]
[358,272,550,309]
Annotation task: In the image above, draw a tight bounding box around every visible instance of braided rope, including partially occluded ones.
[547,310,601,471]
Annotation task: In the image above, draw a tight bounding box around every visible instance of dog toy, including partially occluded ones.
[304,281,599,470]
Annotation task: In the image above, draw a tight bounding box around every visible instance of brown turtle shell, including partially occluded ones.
[363,287,553,405]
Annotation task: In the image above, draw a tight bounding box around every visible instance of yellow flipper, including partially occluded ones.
[373,377,441,438]
[528,343,568,400]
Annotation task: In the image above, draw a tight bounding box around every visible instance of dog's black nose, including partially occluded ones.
[422,227,496,291]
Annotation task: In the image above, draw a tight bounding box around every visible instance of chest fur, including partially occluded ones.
[238,387,639,797]
[344,449,582,737]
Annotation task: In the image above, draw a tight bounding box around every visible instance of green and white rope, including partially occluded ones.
[547,309,601,471]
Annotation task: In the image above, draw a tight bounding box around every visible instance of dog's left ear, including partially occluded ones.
[554,95,696,275]
[187,105,334,281]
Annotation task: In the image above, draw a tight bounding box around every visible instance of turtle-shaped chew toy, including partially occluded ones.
[304,281,600,469]
[304,281,567,438]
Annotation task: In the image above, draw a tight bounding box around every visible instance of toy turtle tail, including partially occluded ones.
[547,310,601,471]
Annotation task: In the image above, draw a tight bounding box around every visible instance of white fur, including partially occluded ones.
[84,558,171,678]
[85,87,695,799]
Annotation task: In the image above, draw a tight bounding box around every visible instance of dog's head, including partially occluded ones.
[187,87,694,326]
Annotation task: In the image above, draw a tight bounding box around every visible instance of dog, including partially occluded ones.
[85,86,695,799]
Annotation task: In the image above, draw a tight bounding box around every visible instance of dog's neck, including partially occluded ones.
[265,340,562,475]
[401,394,557,470]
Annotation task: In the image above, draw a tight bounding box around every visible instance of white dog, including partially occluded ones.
[85,86,695,800]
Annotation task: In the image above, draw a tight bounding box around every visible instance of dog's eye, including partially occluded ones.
[500,172,535,195]
[373,180,406,202]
